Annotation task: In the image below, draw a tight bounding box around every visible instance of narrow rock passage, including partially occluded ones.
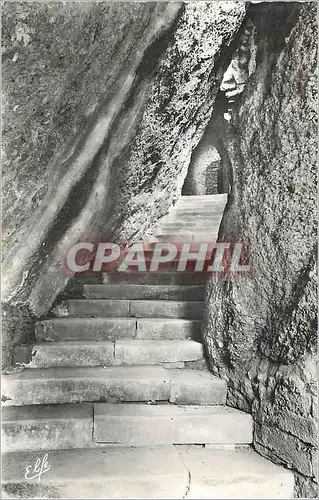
[2,195,294,498]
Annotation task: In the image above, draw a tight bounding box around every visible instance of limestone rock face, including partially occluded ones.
[204,4,317,497]
[2,2,246,316]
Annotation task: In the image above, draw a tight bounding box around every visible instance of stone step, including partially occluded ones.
[156,230,219,239]
[174,203,225,212]
[102,272,207,286]
[179,194,228,202]
[164,211,222,219]
[67,299,131,317]
[2,445,294,498]
[142,241,216,254]
[136,318,202,340]
[83,284,205,301]
[93,404,253,445]
[175,445,294,499]
[35,317,136,342]
[149,233,196,242]
[172,208,224,215]
[66,299,204,319]
[2,367,226,406]
[168,369,226,404]
[157,223,220,231]
[2,403,93,453]
[142,246,216,259]
[2,403,251,453]
[159,214,221,222]
[35,317,201,341]
[154,227,219,235]
[175,203,224,210]
[150,234,218,243]
[131,300,204,319]
[27,340,203,368]
[2,446,188,498]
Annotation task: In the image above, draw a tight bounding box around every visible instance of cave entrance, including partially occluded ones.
[182,92,231,196]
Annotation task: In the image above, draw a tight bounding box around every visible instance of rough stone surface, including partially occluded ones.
[2,2,246,347]
[203,4,317,497]
[2,304,35,369]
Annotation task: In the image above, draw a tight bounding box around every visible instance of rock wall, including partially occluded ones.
[183,15,257,196]
[204,3,317,497]
[2,1,246,367]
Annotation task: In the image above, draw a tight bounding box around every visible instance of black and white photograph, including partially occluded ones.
[1,0,317,498]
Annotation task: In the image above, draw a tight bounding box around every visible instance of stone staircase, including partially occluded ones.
[148,193,228,242]
[2,195,294,498]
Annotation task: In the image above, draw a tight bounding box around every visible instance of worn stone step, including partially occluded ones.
[35,317,136,342]
[168,369,226,405]
[2,367,226,406]
[27,340,203,368]
[35,317,201,342]
[2,445,188,499]
[2,445,294,498]
[158,222,220,231]
[83,284,205,301]
[154,227,218,236]
[175,445,294,498]
[152,234,218,244]
[159,219,221,228]
[142,247,215,260]
[65,299,204,319]
[180,195,226,200]
[192,233,220,242]
[174,204,224,211]
[142,240,216,254]
[102,272,207,286]
[172,208,224,215]
[174,204,225,212]
[163,213,222,222]
[131,300,204,319]
[150,234,197,242]
[2,403,93,453]
[93,404,253,445]
[179,194,227,202]
[2,403,251,453]
[2,366,170,406]
[67,299,130,317]
[155,231,219,242]
[136,318,202,340]
[178,194,227,206]
[115,340,203,366]
[156,231,219,240]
